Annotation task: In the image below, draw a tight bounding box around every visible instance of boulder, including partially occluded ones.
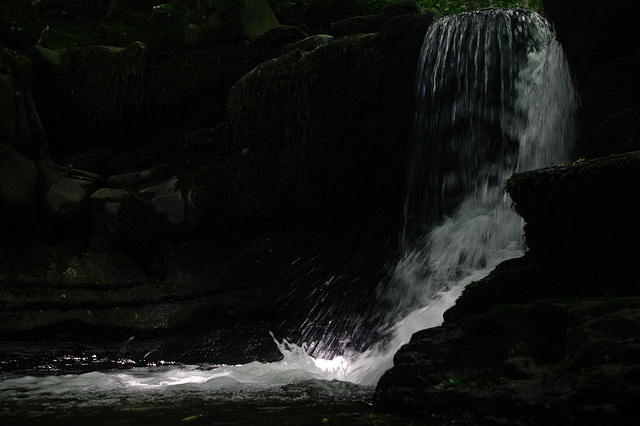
[374,153,640,424]
[90,187,131,234]
[0,48,47,158]
[145,39,251,140]
[40,160,103,226]
[90,170,187,262]
[541,1,640,160]
[444,152,640,323]
[0,48,46,233]
[281,34,334,55]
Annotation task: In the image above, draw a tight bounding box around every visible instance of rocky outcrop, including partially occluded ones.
[375,298,640,425]
[28,41,148,156]
[180,11,442,231]
[90,167,187,274]
[375,153,640,424]
[506,152,640,261]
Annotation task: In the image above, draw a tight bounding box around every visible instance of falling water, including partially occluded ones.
[341,8,577,385]
[381,7,576,336]
[0,8,577,423]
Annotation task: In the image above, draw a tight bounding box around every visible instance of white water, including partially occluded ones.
[0,8,577,422]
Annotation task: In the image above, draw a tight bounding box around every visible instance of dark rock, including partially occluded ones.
[182,122,233,166]
[281,34,334,55]
[576,48,640,158]
[0,143,39,211]
[542,1,640,161]
[148,0,278,54]
[90,174,186,259]
[330,15,380,38]
[375,298,640,425]
[0,0,44,50]
[249,24,308,66]
[146,40,251,138]
[30,37,251,160]
[505,152,640,261]
[443,153,640,323]
[29,42,148,155]
[40,160,103,226]
[0,48,47,158]
[203,12,440,231]
[541,0,640,84]
[330,0,428,37]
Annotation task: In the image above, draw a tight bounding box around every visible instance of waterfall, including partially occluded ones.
[336,8,578,385]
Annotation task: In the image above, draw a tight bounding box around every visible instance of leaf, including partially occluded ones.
[181,415,199,421]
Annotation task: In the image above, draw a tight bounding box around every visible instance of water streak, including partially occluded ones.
[301,8,577,385]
